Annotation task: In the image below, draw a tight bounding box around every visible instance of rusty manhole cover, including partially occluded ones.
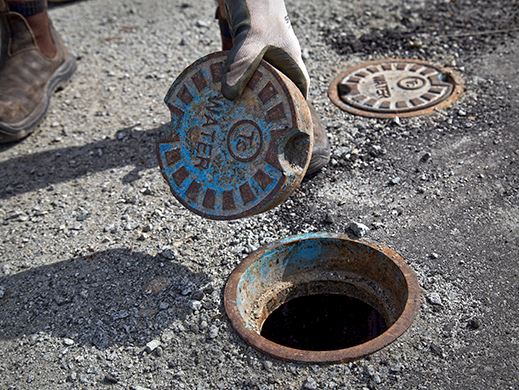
[224,233,421,363]
[328,59,463,118]
[158,52,313,220]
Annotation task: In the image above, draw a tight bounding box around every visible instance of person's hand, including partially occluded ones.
[219,0,309,100]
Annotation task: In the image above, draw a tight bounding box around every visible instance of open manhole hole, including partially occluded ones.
[224,233,421,363]
[328,59,463,118]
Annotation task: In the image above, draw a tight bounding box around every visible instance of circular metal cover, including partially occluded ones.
[328,59,463,118]
[158,52,313,220]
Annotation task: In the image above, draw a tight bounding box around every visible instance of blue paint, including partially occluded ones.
[235,234,348,319]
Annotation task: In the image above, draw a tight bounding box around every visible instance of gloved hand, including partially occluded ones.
[218,0,310,100]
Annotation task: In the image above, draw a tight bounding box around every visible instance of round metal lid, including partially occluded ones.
[158,52,313,220]
[328,59,463,118]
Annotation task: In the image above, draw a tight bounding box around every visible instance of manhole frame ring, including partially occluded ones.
[328,58,464,119]
[224,233,421,363]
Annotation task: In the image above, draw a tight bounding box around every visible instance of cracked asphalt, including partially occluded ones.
[0,0,518,389]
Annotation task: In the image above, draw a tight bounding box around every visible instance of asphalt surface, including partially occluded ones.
[1,0,518,389]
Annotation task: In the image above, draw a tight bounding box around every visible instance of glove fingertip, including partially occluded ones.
[221,80,241,100]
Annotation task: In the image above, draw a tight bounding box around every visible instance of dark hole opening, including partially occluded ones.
[260,294,388,351]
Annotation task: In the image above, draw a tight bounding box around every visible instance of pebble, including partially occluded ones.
[112,310,129,320]
[389,362,403,373]
[467,318,481,330]
[63,338,75,346]
[389,176,401,186]
[160,248,176,260]
[196,20,209,28]
[79,374,89,384]
[190,300,202,311]
[191,290,205,301]
[430,343,444,357]
[323,212,335,225]
[124,220,139,231]
[104,224,117,233]
[346,221,370,238]
[373,373,383,384]
[429,252,439,259]
[104,373,119,384]
[427,292,443,306]
[0,286,5,299]
[145,339,161,353]
[161,330,175,343]
[303,377,318,389]
[263,361,273,371]
[420,152,432,163]
[75,210,90,222]
[208,326,219,339]
[372,221,385,230]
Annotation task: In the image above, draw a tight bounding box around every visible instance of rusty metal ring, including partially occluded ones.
[224,233,421,363]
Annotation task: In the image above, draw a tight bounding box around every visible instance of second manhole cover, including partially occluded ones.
[328,59,463,118]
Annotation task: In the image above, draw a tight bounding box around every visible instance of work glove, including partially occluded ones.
[218,0,310,100]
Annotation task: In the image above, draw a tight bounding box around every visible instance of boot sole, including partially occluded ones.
[0,54,77,143]
[304,102,331,179]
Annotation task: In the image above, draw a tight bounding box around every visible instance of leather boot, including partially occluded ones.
[305,102,331,178]
[0,5,76,143]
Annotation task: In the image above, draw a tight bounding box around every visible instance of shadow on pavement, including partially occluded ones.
[0,248,209,349]
[0,124,168,200]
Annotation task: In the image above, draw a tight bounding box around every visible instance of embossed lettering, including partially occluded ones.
[374,76,391,98]
[195,96,224,169]
[203,96,224,127]
[194,129,216,169]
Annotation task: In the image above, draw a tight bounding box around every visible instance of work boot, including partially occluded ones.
[216,6,331,177]
[0,7,76,143]
[305,103,331,178]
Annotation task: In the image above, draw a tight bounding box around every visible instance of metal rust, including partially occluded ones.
[328,58,463,119]
[157,51,313,220]
[224,233,421,363]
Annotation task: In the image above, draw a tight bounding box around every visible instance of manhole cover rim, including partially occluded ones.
[224,232,421,363]
[328,58,464,119]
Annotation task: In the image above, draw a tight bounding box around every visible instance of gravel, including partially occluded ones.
[0,0,518,389]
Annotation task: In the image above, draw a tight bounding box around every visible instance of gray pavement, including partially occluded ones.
[0,0,518,389]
